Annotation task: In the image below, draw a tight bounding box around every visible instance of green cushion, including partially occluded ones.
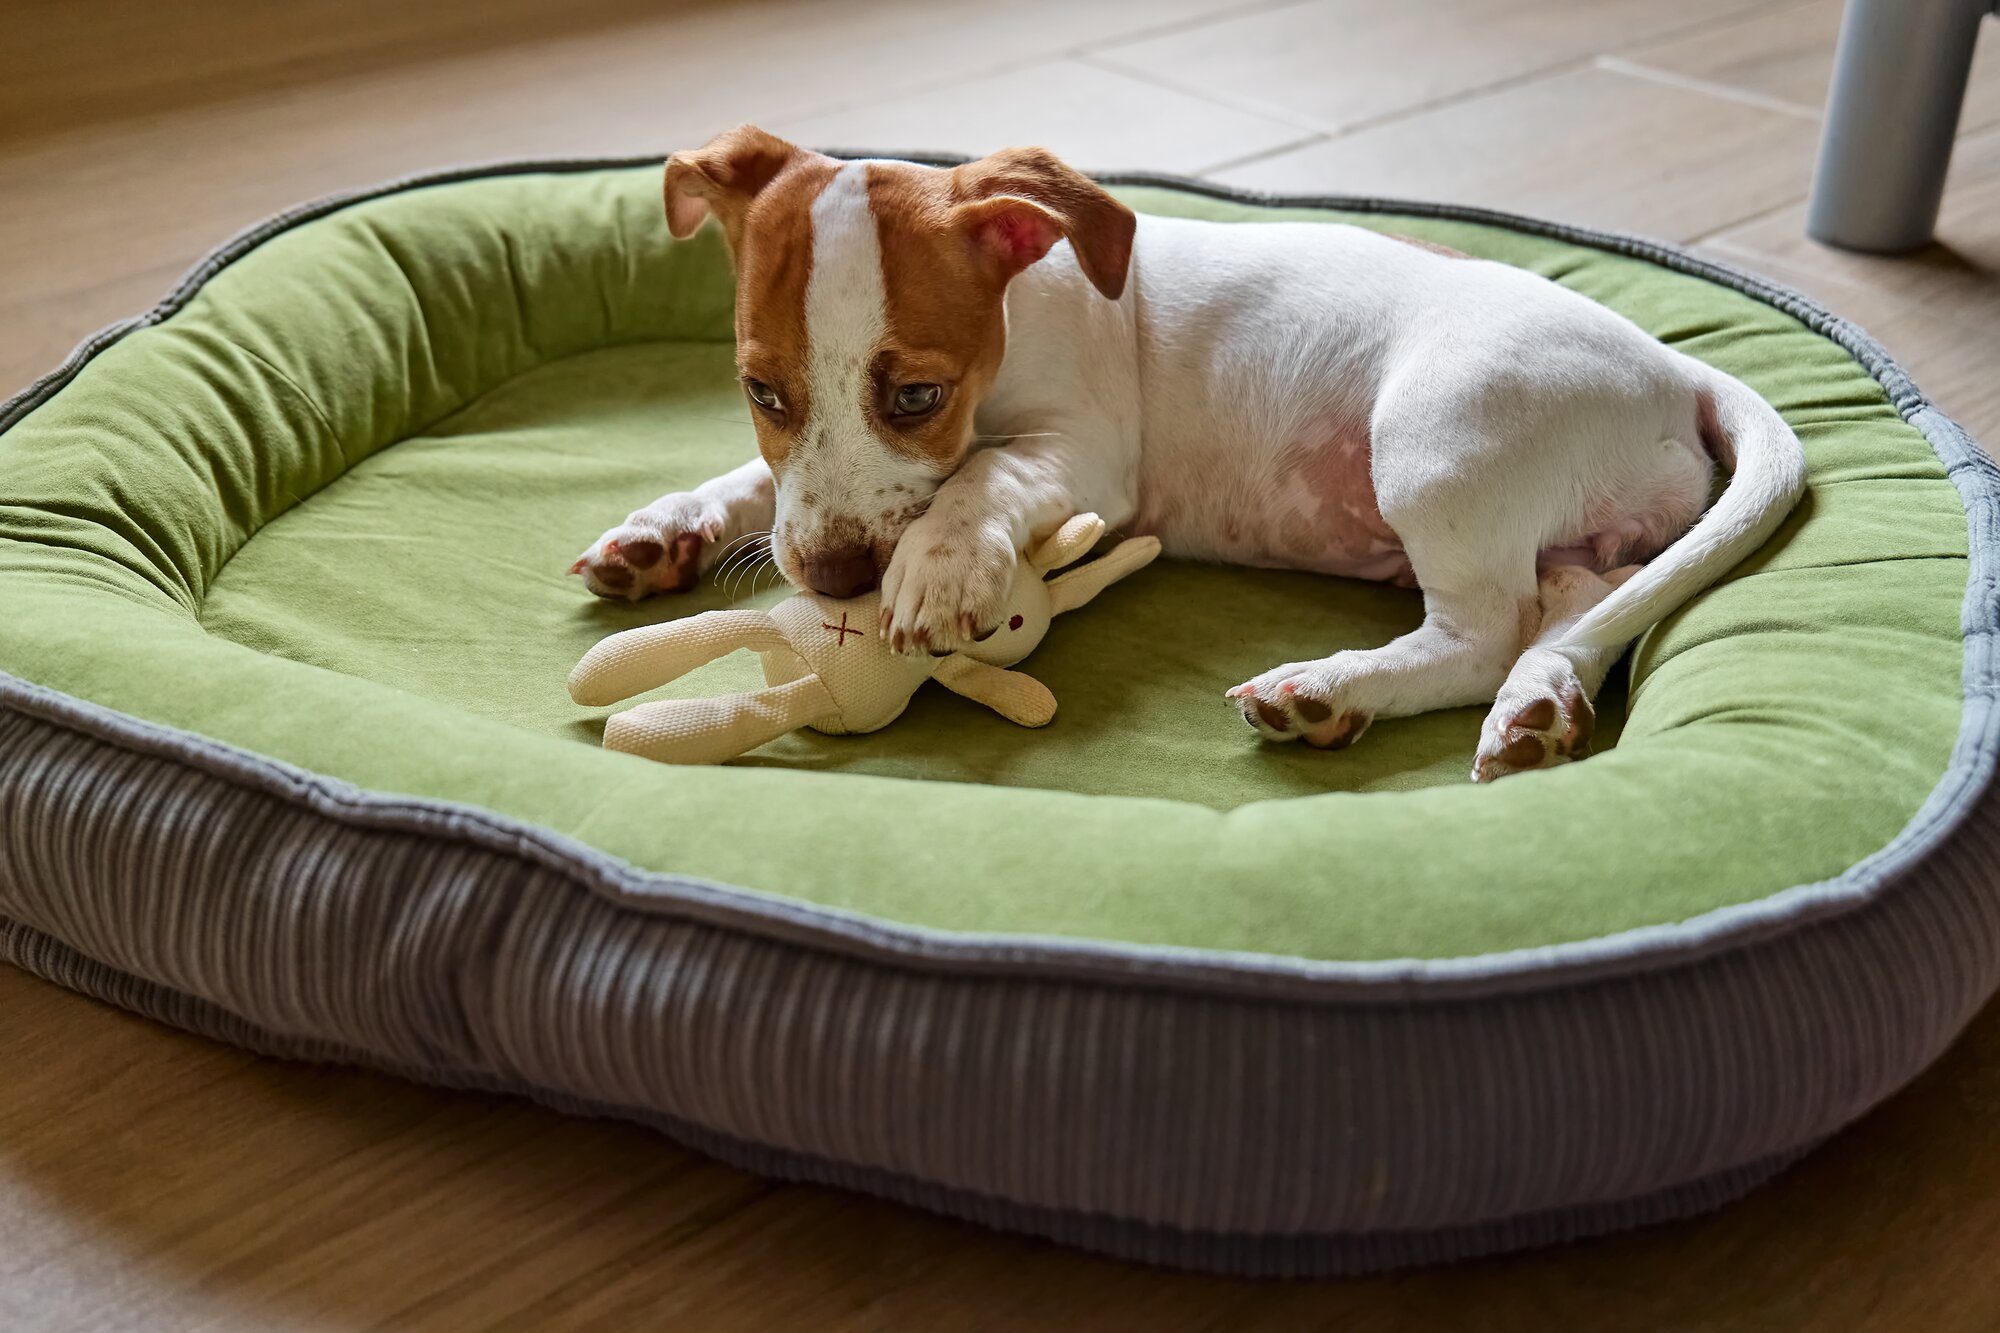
[0,169,1966,963]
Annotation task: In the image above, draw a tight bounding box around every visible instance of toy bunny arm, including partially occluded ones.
[603,674,840,765]
[568,609,793,707]
[933,656,1057,727]
[1047,535,1162,614]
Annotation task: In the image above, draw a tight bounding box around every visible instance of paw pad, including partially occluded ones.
[574,526,709,600]
[1473,688,1595,782]
[1302,709,1370,750]
[621,538,665,570]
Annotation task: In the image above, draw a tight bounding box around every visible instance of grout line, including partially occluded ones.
[1684,191,1815,248]
[1069,0,1316,58]
[759,52,1059,129]
[1595,56,1824,122]
[1194,133,1331,177]
[1081,0,1798,169]
[1318,54,1595,138]
[1075,52,1332,134]
[1685,83,2000,248]
[1686,112,2000,249]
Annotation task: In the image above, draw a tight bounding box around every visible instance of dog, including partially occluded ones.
[573,125,1806,781]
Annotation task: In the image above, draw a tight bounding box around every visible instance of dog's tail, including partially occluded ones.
[1554,364,1807,654]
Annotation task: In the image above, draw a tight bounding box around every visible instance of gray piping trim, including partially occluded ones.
[2,152,1994,1006]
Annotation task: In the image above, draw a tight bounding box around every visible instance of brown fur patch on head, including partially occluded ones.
[855,149,1133,470]
[862,159,1011,469]
[664,128,841,472]
[672,135,1132,485]
[950,147,1137,299]
[665,125,806,241]
[728,167,825,470]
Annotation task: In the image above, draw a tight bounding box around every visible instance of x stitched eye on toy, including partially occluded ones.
[568,514,1160,765]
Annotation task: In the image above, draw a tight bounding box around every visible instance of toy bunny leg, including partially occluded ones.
[604,674,840,764]
[569,609,791,707]
[933,656,1058,727]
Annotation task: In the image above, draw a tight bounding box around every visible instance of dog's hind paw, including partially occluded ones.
[1471,648,1594,782]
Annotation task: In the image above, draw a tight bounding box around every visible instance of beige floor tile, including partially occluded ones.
[1212,64,1822,242]
[1091,0,1761,135]
[1617,1,2000,132]
[769,59,1311,174]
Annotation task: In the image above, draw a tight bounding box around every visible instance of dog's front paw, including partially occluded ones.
[879,518,1017,655]
[1227,657,1377,750]
[571,494,728,601]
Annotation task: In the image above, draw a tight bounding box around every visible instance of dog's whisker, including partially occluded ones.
[729,552,775,600]
[707,530,773,577]
[715,544,767,592]
[713,534,774,600]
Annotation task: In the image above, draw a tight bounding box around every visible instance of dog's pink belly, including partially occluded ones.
[1133,419,1415,586]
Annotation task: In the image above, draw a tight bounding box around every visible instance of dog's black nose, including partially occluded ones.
[802,546,878,599]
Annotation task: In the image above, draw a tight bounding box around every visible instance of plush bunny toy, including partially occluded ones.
[568,514,1160,765]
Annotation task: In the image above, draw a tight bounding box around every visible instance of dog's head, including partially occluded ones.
[664,126,1134,598]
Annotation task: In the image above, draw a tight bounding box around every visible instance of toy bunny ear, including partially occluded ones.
[1047,534,1162,614]
[1026,513,1107,572]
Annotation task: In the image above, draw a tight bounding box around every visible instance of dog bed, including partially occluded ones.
[2,157,1994,1276]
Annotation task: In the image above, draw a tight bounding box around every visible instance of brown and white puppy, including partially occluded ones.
[574,126,1805,780]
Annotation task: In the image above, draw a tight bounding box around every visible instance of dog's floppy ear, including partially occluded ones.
[951,147,1137,299]
[663,125,802,239]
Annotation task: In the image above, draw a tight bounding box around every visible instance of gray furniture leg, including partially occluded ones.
[1807,0,1990,253]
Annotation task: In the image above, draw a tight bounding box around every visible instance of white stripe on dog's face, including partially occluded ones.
[767,161,942,589]
[804,163,884,412]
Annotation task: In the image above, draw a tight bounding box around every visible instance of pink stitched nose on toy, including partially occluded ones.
[802,547,877,599]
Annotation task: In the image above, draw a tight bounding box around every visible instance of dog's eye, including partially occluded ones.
[891,383,942,417]
[744,378,784,412]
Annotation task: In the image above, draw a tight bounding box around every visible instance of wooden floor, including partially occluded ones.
[4,1,1998,1327]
